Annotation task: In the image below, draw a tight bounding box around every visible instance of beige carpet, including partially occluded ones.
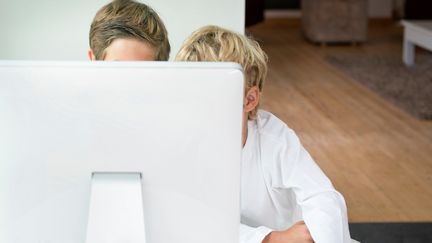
[326,52,432,120]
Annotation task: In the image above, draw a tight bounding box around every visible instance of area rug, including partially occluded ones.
[326,53,432,120]
[349,222,432,243]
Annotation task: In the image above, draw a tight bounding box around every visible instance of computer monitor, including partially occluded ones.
[0,61,244,243]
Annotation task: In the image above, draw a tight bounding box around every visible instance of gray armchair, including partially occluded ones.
[301,0,368,44]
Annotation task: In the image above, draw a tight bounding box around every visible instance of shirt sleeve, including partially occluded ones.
[273,128,351,243]
[239,223,273,243]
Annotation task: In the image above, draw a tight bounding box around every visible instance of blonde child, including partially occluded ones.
[176,26,352,243]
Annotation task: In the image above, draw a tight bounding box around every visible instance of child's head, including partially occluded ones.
[89,0,170,61]
[175,25,268,120]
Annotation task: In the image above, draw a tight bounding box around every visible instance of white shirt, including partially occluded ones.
[240,110,351,243]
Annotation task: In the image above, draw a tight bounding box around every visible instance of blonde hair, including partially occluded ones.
[175,25,268,119]
[89,0,170,60]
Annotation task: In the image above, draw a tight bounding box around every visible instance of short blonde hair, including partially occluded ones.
[175,25,268,119]
[89,0,170,60]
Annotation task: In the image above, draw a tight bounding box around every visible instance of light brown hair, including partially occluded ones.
[89,0,170,60]
[175,25,268,119]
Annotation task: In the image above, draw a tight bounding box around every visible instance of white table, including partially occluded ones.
[401,20,432,66]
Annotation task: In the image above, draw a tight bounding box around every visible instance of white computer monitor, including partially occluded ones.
[0,61,244,243]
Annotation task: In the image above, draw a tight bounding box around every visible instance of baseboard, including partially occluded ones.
[264,10,395,25]
[264,10,301,18]
[368,17,396,25]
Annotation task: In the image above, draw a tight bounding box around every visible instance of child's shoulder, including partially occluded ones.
[252,110,304,180]
[255,110,300,146]
[255,110,293,137]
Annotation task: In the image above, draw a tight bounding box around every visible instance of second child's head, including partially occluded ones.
[175,25,268,120]
[89,0,170,61]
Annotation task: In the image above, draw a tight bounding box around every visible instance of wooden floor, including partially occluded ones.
[247,19,432,222]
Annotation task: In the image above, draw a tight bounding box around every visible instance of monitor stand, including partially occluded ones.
[86,172,146,243]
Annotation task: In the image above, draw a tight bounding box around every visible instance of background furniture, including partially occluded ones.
[301,0,368,44]
[401,20,432,66]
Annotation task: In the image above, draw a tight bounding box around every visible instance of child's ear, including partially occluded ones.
[244,86,260,113]
[88,49,96,61]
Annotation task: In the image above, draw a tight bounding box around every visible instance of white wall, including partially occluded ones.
[0,0,244,60]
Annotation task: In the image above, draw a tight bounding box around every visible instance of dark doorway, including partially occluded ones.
[265,0,301,9]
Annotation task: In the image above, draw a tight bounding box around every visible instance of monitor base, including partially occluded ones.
[86,172,146,243]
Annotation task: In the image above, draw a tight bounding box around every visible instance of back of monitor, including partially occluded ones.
[0,61,244,243]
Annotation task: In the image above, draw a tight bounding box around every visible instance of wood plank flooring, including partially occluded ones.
[247,19,432,222]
